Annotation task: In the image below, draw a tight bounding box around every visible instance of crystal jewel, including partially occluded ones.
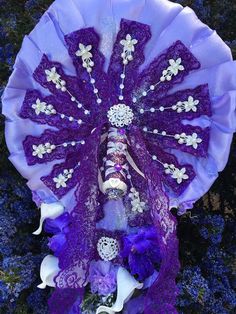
[107,104,134,128]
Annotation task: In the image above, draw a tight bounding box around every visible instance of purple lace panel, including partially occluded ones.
[108,19,151,104]
[65,27,111,107]
[54,128,101,288]
[128,126,180,313]
[20,90,91,129]
[145,139,196,196]
[137,84,212,119]
[23,128,90,165]
[134,40,200,100]
[48,288,83,314]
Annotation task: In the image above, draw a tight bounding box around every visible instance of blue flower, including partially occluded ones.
[194,214,225,244]
[179,267,210,304]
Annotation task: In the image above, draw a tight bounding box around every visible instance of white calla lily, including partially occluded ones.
[37,255,60,289]
[33,202,64,235]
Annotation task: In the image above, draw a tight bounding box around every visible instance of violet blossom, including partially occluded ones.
[121,227,161,281]
[44,212,71,257]
[88,260,117,296]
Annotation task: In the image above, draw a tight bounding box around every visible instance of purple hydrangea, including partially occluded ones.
[88,260,117,296]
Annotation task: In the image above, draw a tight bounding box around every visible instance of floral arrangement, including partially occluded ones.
[0,0,236,314]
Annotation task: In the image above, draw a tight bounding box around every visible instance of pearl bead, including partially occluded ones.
[142,91,147,96]
[132,97,137,103]
[161,131,166,136]
[119,95,124,100]
[120,84,124,89]
[78,119,82,125]
[150,85,155,90]
[63,143,68,147]
[153,129,158,134]
[150,108,155,112]
[94,88,98,94]
[143,127,148,132]
[159,106,164,112]
[120,73,125,79]
[60,114,65,119]
[97,99,102,104]
[77,103,82,108]
[69,116,74,121]
[90,78,95,84]
[71,96,76,102]
[84,110,90,115]
[71,141,76,146]
[140,109,144,114]
[81,140,85,145]
[152,155,157,160]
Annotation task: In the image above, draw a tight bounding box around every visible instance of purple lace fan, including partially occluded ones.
[2,0,236,313]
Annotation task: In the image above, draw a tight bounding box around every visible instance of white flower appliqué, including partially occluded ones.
[32,98,56,116]
[45,67,61,84]
[107,104,134,128]
[120,34,138,65]
[45,67,67,92]
[164,164,189,184]
[175,132,202,149]
[76,43,94,73]
[32,143,56,159]
[53,169,74,189]
[172,96,199,113]
[128,187,146,213]
[183,96,199,112]
[97,237,119,261]
[161,58,185,82]
[185,133,202,149]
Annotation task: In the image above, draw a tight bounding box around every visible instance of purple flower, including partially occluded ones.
[45,212,70,256]
[45,212,70,234]
[88,261,117,296]
[121,227,161,281]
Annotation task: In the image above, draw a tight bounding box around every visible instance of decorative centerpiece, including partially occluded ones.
[2,0,236,313]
